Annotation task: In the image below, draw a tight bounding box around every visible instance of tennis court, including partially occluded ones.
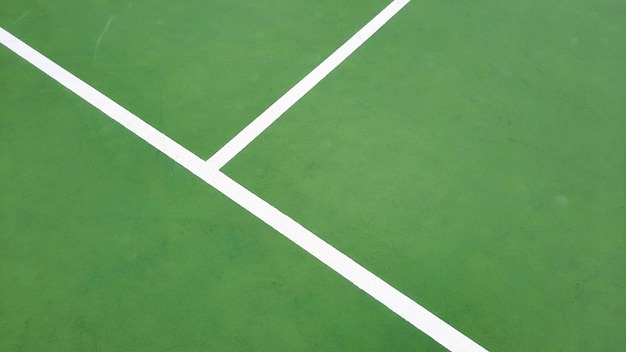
[1,0,625,351]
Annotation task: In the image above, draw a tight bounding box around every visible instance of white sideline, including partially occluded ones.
[205,171,487,352]
[206,0,411,170]
[0,15,487,352]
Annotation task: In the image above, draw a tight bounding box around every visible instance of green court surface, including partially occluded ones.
[1,1,625,351]
[0,0,391,159]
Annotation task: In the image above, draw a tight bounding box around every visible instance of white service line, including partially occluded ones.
[0,15,487,352]
[206,0,411,170]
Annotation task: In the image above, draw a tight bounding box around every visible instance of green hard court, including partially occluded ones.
[1,0,624,351]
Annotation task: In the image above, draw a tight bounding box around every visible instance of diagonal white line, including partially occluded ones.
[205,171,488,352]
[1,15,487,352]
[206,0,412,170]
[0,27,203,172]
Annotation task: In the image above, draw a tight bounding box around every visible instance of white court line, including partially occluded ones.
[205,171,487,352]
[0,13,487,352]
[206,0,412,170]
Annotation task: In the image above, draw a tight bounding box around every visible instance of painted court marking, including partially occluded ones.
[206,0,413,170]
[0,2,487,351]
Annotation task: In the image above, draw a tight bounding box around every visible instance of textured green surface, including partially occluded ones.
[225,0,626,351]
[0,48,443,351]
[0,0,390,159]
[2,0,625,351]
